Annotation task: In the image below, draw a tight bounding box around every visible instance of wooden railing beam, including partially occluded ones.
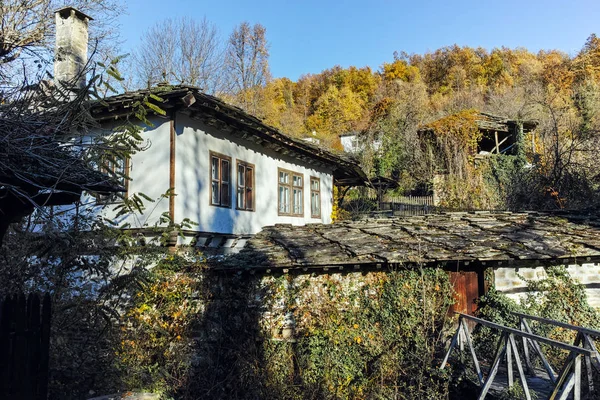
[457,313,594,356]
[512,312,600,338]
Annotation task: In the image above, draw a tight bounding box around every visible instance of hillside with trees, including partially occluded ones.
[133,20,600,211]
[246,39,600,211]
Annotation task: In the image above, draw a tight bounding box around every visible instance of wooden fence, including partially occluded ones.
[341,195,436,218]
[0,293,51,400]
[340,195,510,218]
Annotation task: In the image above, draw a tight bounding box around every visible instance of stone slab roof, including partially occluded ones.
[90,85,366,186]
[217,211,600,272]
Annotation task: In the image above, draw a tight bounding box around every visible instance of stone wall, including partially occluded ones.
[494,263,600,308]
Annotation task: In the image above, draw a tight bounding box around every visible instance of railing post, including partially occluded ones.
[519,316,535,376]
[521,318,557,382]
[477,332,508,400]
[460,318,483,386]
[574,354,581,400]
[508,333,532,400]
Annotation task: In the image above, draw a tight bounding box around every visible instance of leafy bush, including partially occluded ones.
[116,253,205,396]
[115,266,455,399]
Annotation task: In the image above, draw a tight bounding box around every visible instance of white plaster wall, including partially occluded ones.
[99,116,172,228]
[494,264,600,309]
[174,113,334,234]
[340,135,357,153]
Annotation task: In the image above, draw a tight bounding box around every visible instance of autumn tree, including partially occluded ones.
[133,16,225,93]
[306,85,365,145]
[224,21,270,114]
[573,34,600,82]
[258,78,304,136]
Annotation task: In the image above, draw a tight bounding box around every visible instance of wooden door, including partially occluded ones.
[448,271,480,316]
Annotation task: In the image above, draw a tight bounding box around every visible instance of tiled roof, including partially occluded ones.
[217,211,600,272]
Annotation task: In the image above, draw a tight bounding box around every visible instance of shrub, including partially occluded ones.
[116,253,205,397]
[260,268,456,399]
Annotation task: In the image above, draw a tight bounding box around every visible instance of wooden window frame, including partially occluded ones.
[236,160,255,211]
[209,151,232,208]
[278,167,304,217]
[97,155,130,203]
[310,176,321,218]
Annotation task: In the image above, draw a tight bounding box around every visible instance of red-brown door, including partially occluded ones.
[448,271,479,316]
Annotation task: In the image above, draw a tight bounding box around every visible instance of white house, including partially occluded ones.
[52,7,365,249]
[339,132,382,154]
[90,88,365,241]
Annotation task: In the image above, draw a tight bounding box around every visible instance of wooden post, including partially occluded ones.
[0,296,11,398]
[520,318,535,376]
[494,131,499,154]
[506,334,513,388]
[508,334,532,400]
[440,317,463,370]
[13,294,27,399]
[574,355,581,400]
[169,117,176,222]
[521,318,556,382]
[38,294,51,400]
[477,333,508,400]
[460,319,483,385]
[549,352,575,400]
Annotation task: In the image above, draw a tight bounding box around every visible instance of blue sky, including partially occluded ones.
[117,0,600,81]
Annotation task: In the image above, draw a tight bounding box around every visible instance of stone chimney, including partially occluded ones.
[54,7,92,99]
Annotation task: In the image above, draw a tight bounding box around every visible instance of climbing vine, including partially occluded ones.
[424,109,481,152]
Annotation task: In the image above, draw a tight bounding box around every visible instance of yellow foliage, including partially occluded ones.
[381,59,420,82]
[330,185,350,222]
[424,109,481,152]
[306,84,366,138]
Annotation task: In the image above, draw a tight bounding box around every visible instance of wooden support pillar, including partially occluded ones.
[169,117,176,222]
[494,131,499,154]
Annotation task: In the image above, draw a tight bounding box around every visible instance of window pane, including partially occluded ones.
[221,183,230,206]
[312,192,320,216]
[238,165,245,187]
[293,188,303,214]
[311,179,319,190]
[246,167,253,189]
[221,160,230,183]
[293,175,302,187]
[279,185,287,213]
[211,157,219,180]
[279,171,288,184]
[247,188,253,210]
[212,181,220,204]
[237,187,245,209]
[246,167,253,210]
